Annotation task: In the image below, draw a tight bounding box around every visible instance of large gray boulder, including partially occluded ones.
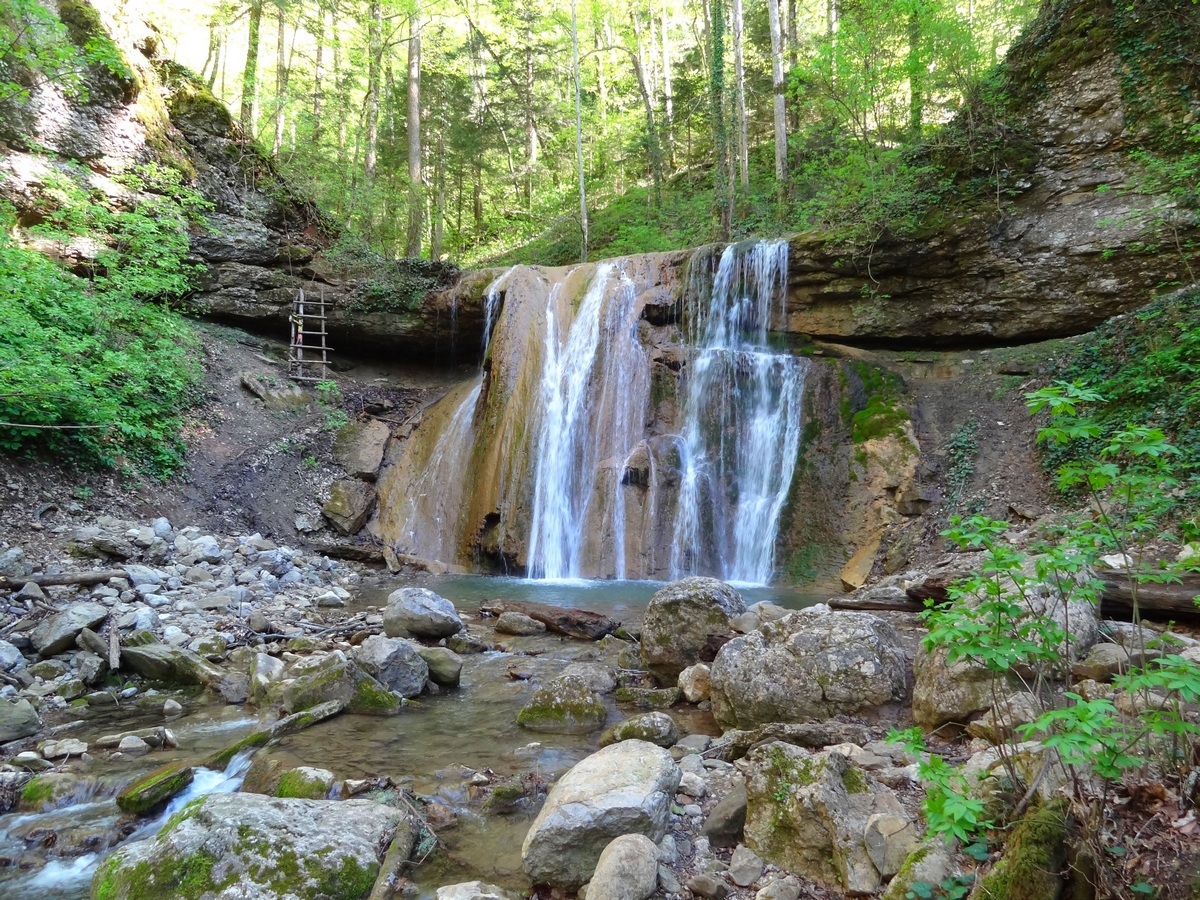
[640,577,745,680]
[522,740,681,889]
[280,651,403,716]
[742,742,917,895]
[912,645,1016,730]
[30,602,108,657]
[709,610,907,729]
[384,588,463,639]
[352,635,428,698]
[586,834,660,900]
[92,793,410,899]
[0,698,40,743]
[517,675,607,735]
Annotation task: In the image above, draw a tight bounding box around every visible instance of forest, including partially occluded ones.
[172,0,1039,264]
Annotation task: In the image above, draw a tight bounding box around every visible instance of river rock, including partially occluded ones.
[116,762,194,815]
[121,640,223,687]
[0,639,25,672]
[417,646,463,687]
[912,645,1017,729]
[321,478,377,535]
[586,834,659,900]
[495,612,547,636]
[0,546,33,578]
[384,587,463,639]
[702,785,747,848]
[93,793,410,899]
[30,601,108,657]
[353,635,429,698]
[599,711,679,748]
[517,674,607,734]
[880,839,956,900]
[560,662,618,694]
[678,664,712,703]
[729,844,765,887]
[275,766,335,799]
[280,651,403,716]
[249,652,286,705]
[522,740,681,888]
[965,691,1043,743]
[640,577,745,680]
[0,698,41,742]
[709,610,907,729]
[743,741,915,895]
[334,419,391,481]
[436,882,520,900]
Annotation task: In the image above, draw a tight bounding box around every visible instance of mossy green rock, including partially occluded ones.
[599,711,680,748]
[275,767,335,800]
[615,685,681,710]
[91,793,410,900]
[116,762,195,816]
[977,800,1068,900]
[280,651,402,717]
[517,675,606,735]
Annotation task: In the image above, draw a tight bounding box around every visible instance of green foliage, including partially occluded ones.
[0,161,208,473]
[889,727,991,844]
[328,235,459,314]
[848,362,909,444]
[944,418,979,507]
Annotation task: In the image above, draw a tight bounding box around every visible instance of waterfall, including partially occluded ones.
[527,263,650,579]
[669,240,806,585]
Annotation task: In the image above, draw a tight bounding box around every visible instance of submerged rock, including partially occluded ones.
[521,740,681,888]
[384,587,464,639]
[710,609,907,729]
[517,675,607,735]
[93,793,409,899]
[640,577,744,680]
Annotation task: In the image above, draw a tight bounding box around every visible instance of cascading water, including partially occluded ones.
[378,241,804,585]
[526,263,651,579]
[669,240,806,585]
[387,268,512,563]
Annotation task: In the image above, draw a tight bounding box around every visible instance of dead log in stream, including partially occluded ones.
[479,598,618,641]
[1099,571,1200,620]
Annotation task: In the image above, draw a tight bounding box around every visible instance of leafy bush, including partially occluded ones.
[0,163,207,474]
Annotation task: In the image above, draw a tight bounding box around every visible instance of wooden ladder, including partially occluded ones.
[289,287,330,383]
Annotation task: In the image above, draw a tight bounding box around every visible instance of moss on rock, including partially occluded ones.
[116,762,195,816]
[978,799,1068,900]
[517,675,606,734]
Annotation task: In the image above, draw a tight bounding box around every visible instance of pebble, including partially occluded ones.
[728,845,764,887]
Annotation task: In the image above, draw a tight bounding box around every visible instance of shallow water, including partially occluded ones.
[0,575,828,898]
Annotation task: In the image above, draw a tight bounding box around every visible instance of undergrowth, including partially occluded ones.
[0,162,207,475]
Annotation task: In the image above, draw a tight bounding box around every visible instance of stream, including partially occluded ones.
[0,575,827,899]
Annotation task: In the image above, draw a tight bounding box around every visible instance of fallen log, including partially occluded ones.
[829,594,924,612]
[0,569,125,590]
[479,598,618,641]
[1099,571,1200,620]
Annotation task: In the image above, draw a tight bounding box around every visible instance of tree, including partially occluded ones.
[404,8,424,257]
[767,0,787,193]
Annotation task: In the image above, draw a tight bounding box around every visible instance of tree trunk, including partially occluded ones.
[272,5,287,156]
[404,14,424,258]
[731,0,748,194]
[523,11,537,213]
[710,0,731,237]
[240,0,263,136]
[767,0,787,192]
[661,0,675,168]
[312,0,324,145]
[626,27,664,208]
[432,128,446,260]
[201,22,219,85]
[572,0,587,262]
[595,18,607,124]
[907,4,923,138]
[364,0,382,181]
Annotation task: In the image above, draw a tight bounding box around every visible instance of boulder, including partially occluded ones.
[92,793,410,899]
[322,479,377,535]
[384,587,463,639]
[518,675,607,735]
[30,602,108,657]
[586,834,659,900]
[640,577,745,680]
[598,711,679,748]
[116,762,195,815]
[417,646,463,687]
[702,785,748,848]
[678,664,712,703]
[353,635,429,698]
[880,840,957,900]
[0,638,26,672]
[522,740,681,888]
[559,662,617,694]
[912,645,1016,730]
[275,766,336,799]
[280,651,403,716]
[743,741,916,895]
[334,419,391,481]
[495,612,547,636]
[710,610,907,730]
[965,691,1043,743]
[0,698,41,743]
[120,640,240,701]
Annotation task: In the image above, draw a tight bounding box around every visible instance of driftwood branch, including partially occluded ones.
[479,598,618,641]
[0,569,125,590]
[1099,571,1200,619]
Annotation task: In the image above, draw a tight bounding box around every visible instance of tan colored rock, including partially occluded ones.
[334,419,391,481]
[322,479,377,535]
